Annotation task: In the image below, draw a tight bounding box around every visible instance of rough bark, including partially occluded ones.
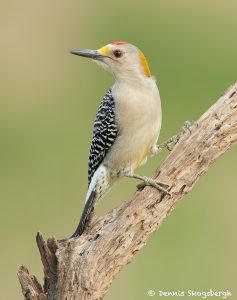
[18,82,237,300]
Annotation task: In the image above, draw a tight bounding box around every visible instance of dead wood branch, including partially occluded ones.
[18,82,237,300]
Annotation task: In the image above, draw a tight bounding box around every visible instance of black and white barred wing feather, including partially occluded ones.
[88,89,118,185]
[71,89,118,237]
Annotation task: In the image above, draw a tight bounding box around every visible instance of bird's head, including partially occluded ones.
[71,42,151,82]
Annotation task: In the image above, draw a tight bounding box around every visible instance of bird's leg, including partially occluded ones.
[125,174,170,195]
[155,120,197,153]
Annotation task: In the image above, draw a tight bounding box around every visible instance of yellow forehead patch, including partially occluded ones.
[98,46,110,55]
[139,51,151,77]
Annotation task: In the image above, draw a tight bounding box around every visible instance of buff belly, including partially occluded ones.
[104,78,162,176]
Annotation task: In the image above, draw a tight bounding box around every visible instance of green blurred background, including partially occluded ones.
[0,0,236,299]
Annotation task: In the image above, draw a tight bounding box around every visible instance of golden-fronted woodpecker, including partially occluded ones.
[71,41,167,237]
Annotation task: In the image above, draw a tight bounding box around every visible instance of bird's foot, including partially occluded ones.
[156,120,197,153]
[126,174,170,195]
[181,119,198,134]
[156,134,180,152]
[136,177,170,195]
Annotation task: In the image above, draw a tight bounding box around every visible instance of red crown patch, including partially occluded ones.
[111,41,128,45]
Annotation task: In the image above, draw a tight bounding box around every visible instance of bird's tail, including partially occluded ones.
[71,165,113,238]
[70,188,96,238]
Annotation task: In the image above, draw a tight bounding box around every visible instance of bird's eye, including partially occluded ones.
[113,49,123,58]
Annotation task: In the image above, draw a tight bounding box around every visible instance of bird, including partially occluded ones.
[70,41,167,237]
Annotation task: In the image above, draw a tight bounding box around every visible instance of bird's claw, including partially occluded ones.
[137,178,170,196]
[181,120,198,134]
[157,119,198,153]
[156,135,180,152]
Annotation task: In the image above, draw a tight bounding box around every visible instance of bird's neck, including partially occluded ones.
[113,74,156,90]
[112,62,153,83]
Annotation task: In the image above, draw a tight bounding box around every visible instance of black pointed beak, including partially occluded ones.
[70,49,106,61]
